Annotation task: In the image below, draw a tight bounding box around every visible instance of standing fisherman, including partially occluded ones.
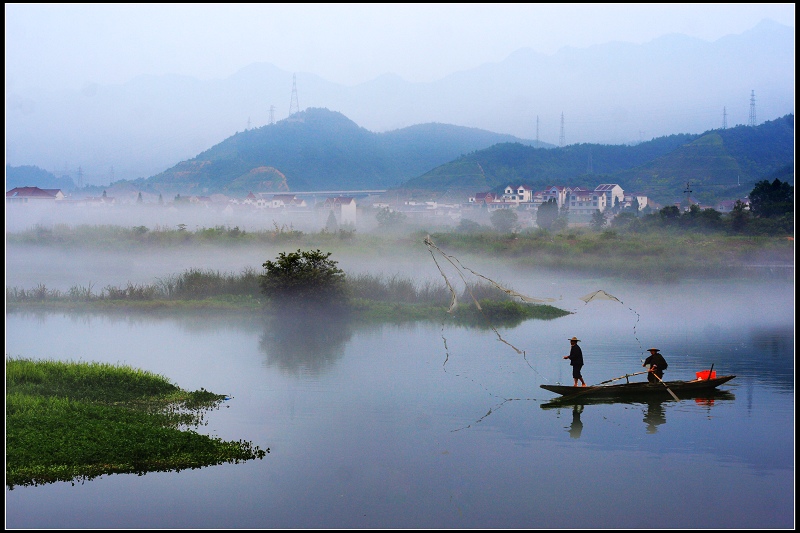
[563,336,586,387]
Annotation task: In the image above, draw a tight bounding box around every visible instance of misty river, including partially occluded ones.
[5,246,794,528]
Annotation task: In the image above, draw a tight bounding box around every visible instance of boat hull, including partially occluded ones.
[540,375,735,401]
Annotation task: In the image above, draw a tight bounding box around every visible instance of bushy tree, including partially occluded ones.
[325,210,338,233]
[630,196,641,214]
[659,205,681,221]
[591,209,606,230]
[536,199,559,230]
[259,249,347,308]
[551,214,569,231]
[749,178,793,218]
[376,207,407,228]
[730,200,750,233]
[490,208,518,233]
[456,218,482,233]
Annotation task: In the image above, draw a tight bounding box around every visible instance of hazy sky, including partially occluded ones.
[6,3,795,92]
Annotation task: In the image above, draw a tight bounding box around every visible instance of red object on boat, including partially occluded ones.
[696,370,717,380]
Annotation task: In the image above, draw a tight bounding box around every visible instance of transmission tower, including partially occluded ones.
[535,115,540,148]
[723,106,727,129]
[559,112,565,148]
[289,74,300,116]
[748,90,756,127]
[269,105,275,125]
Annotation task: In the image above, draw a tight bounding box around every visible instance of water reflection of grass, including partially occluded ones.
[6,357,268,490]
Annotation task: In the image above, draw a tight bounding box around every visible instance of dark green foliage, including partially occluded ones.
[659,206,681,220]
[259,249,347,308]
[376,207,408,227]
[452,300,570,327]
[6,358,267,489]
[325,210,339,233]
[537,199,559,230]
[456,218,483,234]
[490,209,518,233]
[591,210,606,230]
[749,177,793,218]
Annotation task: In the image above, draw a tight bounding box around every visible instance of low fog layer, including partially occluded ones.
[5,203,373,235]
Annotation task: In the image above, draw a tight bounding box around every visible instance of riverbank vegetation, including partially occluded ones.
[6,266,571,323]
[6,357,268,489]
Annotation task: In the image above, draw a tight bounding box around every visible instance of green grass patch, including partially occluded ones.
[6,358,268,490]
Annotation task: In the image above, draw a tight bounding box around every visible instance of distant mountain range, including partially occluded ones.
[404,114,794,205]
[130,108,545,195]
[10,109,792,207]
[5,19,794,185]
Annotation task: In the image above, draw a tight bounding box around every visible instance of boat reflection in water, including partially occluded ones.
[541,390,736,437]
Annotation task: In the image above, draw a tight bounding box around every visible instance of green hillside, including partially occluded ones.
[80,110,795,205]
[403,115,794,205]
[129,108,541,195]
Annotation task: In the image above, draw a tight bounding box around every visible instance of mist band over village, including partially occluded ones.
[5,6,794,530]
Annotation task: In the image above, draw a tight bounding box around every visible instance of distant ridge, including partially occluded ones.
[131,108,544,195]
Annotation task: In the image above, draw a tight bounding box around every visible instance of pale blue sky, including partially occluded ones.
[5,3,795,92]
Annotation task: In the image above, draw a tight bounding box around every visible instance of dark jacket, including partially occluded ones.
[568,344,584,367]
[644,352,668,371]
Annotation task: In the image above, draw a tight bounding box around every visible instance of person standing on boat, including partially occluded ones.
[563,336,586,387]
[643,348,668,383]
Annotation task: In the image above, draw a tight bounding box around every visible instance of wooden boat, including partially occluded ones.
[540,374,735,403]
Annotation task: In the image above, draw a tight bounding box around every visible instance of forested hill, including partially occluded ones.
[402,114,794,205]
[131,108,544,195]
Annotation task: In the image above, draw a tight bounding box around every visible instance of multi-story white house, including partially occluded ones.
[566,186,600,215]
[623,192,649,211]
[595,184,625,212]
[502,185,533,204]
[323,196,357,225]
[540,186,569,209]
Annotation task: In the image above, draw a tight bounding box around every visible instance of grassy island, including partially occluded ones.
[6,358,268,489]
[6,266,572,325]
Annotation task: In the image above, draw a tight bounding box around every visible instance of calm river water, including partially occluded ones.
[5,269,794,528]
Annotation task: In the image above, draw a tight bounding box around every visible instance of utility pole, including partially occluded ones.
[289,74,300,116]
[559,112,565,148]
[749,90,756,127]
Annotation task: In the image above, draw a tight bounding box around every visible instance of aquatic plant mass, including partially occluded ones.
[5,358,269,489]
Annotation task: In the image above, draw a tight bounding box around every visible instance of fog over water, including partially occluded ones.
[5,206,794,529]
